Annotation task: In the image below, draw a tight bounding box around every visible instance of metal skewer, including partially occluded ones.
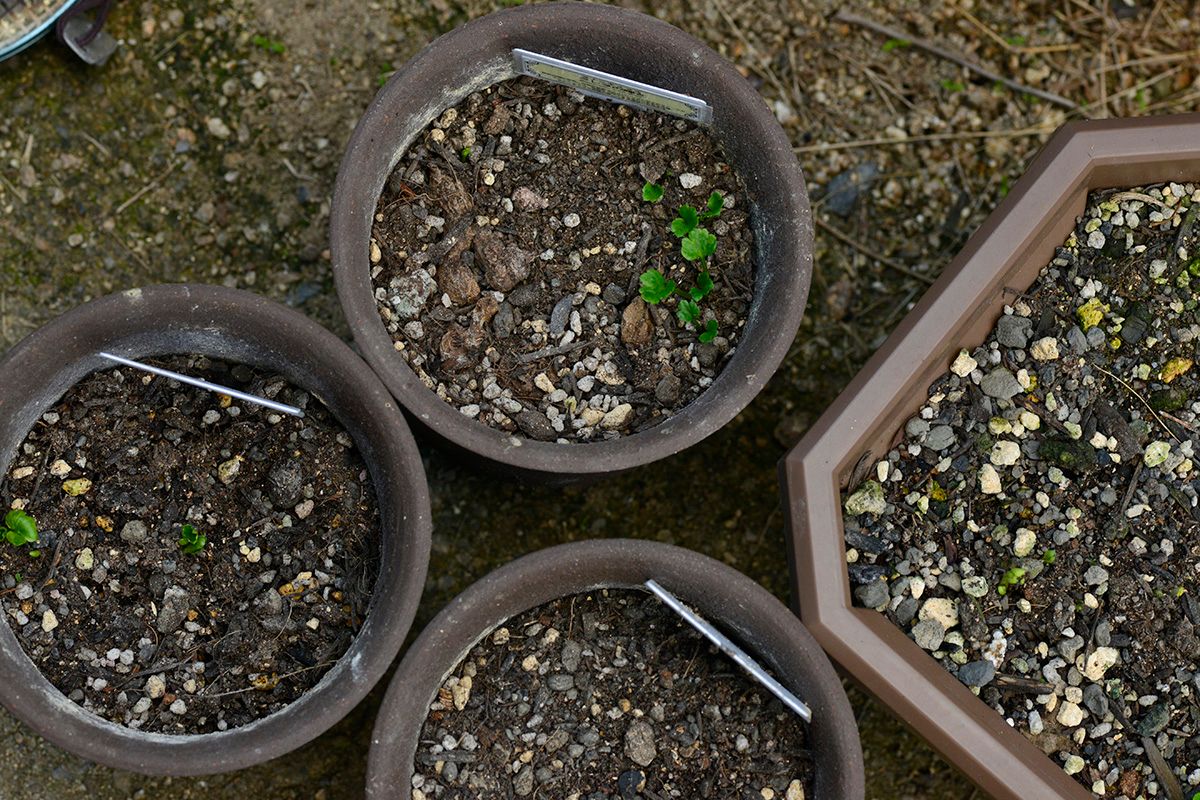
[97,352,305,418]
[644,579,813,723]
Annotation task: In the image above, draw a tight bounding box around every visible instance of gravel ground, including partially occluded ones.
[0,1,1196,798]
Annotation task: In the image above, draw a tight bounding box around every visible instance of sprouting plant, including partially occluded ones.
[1042,549,1056,565]
[459,146,472,161]
[178,524,207,555]
[251,34,286,55]
[882,38,910,52]
[940,78,966,93]
[640,191,725,343]
[642,182,664,203]
[996,566,1027,596]
[1,510,38,550]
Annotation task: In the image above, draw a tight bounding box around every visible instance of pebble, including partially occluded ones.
[950,349,977,377]
[957,660,995,687]
[623,719,657,766]
[1029,336,1060,361]
[912,618,945,651]
[980,368,1022,400]
[1013,528,1036,557]
[145,674,166,699]
[996,315,1033,348]
[990,440,1021,466]
[844,481,887,516]
[978,464,1002,494]
[600,403,633,430]
[678,173,702,189]
[1083,647,1119,681]
[120,520,149,544]
[41,610,58,633]
[1056,702,1084,727]
[924,426,955,451]
[74,548,94,571]
[919,597,959,630]
[562,213,581,228]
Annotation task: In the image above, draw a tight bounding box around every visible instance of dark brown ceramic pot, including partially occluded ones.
[366,539,864,799]
[331,1,812,482]
[0,284,432,776]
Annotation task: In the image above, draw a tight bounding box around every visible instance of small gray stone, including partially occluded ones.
[855,580,889,609]
[549,296,573,335]
[654,374,681,405]
[390,268,437,319]
[912,618,945,651]
[1066,326,1090,354]
[905,418,931,438]
[1136,703,1169,737]
[623,719,657,766]
[957,660,995,687]
[981,368,1022,400]
[995,315,1033,349]
[925,425,955,451]
[492,302,515,338]
[268,461,305,507]
[548,674,575,691]
[120,520,149,544]
[1084,565,1109,585]
[1083,683,1110,718]
[513,764,534,796]
[602,283,626,305]
[515,410,556,442]
[156,586,190,634]
[1059,635,1085,662]
[561,640,583,673]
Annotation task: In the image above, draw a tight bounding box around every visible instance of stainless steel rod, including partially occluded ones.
[644,579,813,723]
[98,352,305,418]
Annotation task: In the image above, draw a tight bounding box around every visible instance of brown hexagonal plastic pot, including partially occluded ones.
[0,284,432,776]
[780,113,1200,800]
[365,539,865,799]
[331,1,812,483]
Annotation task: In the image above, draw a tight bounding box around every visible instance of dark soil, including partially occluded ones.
[0,356,380,735]
[414,589,813,800]
[844,182,1200,795]
[370,76,755,443]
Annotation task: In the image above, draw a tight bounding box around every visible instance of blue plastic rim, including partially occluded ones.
[0,0,75,63]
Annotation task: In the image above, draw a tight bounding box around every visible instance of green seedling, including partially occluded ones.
[996,565,1027,596]
[1,510,38,549]
[642,182,664,203]
[940,78,966,93]
[178,524,207,555]
[882,37,910,52]
[1042,549,1056,565]
[251,35,286,55]
[460,146,472,161]
[641,191,725,343]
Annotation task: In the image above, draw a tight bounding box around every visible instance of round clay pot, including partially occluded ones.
[366,539,864,799]
[0,284,432,776]
[331,1,813,482]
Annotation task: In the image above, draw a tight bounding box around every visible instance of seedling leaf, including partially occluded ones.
[882,38,910,52]
[701,191,724,219]
[699,319,719,343]
[639,270,676,304]
[677,299,701,325]
[178,523,207,555]
[1,509,38,547]
[680,228,717,261]
[642,182,664,203]
[671,206,699,238]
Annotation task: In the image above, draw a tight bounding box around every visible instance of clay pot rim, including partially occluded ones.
[781,114,1200,800]
[331,0,812,480]
[366,538,865,799]
[0,284,432,776]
